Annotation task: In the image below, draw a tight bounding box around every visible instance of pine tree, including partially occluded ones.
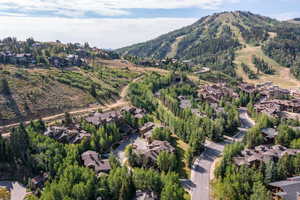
[64,112,72,126]
[1,79,10,95]
[264,160,276,184]
[250,182,271,200]
[90,84,97,98]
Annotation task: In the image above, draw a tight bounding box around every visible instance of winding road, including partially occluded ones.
[190,107,255,200]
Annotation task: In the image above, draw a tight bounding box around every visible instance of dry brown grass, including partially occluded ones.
[96,58,168,74]
[234,44,300,89]
[166,35,185,58]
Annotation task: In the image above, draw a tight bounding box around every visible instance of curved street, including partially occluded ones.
[190,107,255,200]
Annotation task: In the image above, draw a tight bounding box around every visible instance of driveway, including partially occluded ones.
[0,181,27,200]
[113,133,147,164]
[190,107,255,200]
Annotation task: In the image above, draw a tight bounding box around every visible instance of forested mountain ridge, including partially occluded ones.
[117,11,279,75]
[118,11,300,82]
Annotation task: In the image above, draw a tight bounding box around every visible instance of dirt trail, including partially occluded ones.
[96,58,168,74]
[166,35,185,58]
[0,75,143,134]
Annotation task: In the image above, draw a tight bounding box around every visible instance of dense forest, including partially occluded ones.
[0,111,187,200]
[213,113,300,200]
[118,11,285,78]
[263,23,300,79]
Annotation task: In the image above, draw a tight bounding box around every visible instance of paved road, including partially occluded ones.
[113,133,139,164]
[113,133,148,165]
[190,107,255,200]
[0,181,27,200]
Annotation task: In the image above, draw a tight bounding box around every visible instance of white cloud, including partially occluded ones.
[0,0,239,17]
[0,16,197,49]
[271,12,299,21]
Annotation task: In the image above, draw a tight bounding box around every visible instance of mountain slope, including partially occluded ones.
[118,11,280,76]
[118,11,300,89]
[0,64,139,126]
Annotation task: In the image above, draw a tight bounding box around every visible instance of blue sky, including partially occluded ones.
[0,0,299,48]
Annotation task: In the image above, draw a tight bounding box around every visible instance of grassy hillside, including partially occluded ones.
[0,63,139,125]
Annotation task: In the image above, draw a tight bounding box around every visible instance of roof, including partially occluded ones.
[85,110,122,125]
[137,140,175,162]
[234,145,300,166]
[134,190,156,200]
[269,177,300,200]
[81,151,111,173]
[261,128,278,139]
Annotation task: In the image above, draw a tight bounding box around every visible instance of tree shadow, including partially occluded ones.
[1,92,23,124]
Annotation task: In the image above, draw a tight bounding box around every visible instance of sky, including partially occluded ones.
[0,0,299,49]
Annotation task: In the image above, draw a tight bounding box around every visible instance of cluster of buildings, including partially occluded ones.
[85,106,146,127]
[0,50,87,68]
[44,125,91,144]
[0,51,36,65]
[233,145,300,166]
[198,83,239,104]
[136,58,193,68]
[48,54,86,68]
[254,99,300,117]
[225,82,300,119]
[253,83,300,118]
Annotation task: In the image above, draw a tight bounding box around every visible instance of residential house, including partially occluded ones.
[259,85,290,100]
[81,150,111,173]
[0,51,35,65]
[254,99,300,117]
[30,173,48,190]
[178,96,192,109]
[85,110,122,126]
[66,54,85,66]
[233,145,300,167]
[139,122,155,135]
[121,106,146,119]
[261,128,278,143]
[198,84,239,104]
[134,190,157,200]
[238,83,257,94]
[254,101,281,117]
[136,140,175,165]
[44,126,91,144]
[268,176,300,200]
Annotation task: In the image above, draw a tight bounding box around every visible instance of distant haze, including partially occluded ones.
[0,17,197,49]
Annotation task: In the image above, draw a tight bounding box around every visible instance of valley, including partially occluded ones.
[1,10,300,200]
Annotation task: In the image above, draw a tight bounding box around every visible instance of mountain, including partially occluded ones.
[288,18,300,24]
[117,11,300,83]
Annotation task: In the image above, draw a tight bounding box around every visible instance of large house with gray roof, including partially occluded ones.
[269,176,300,200]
